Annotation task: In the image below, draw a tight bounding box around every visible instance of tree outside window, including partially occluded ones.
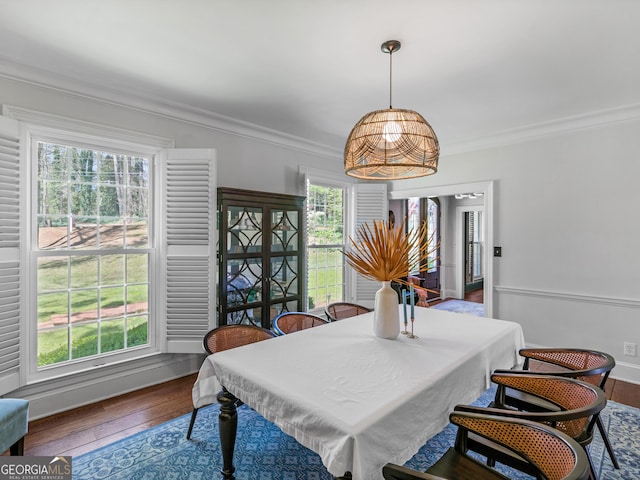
[36,141,150,368]
[306,184,344,310]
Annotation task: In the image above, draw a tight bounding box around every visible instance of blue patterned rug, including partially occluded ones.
[72,387,638,479]
[431,299,485,316]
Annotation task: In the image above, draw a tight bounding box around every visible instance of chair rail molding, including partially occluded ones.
[495,285,640,309]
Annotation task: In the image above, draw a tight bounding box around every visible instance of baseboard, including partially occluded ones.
[611,361,640,385]
[441,289,458,300]
[14,353,204,420]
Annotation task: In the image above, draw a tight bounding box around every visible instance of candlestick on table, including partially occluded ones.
[401,288,408,334]
[410,284,415,319]
[408,284,418,338]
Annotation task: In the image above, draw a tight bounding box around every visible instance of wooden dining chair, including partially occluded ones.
[186,324,275,439]
[494,347,619,469]
[324,302,372,322]
[382,411,591,480]
[455,373,606,479]
[272,312,328,335]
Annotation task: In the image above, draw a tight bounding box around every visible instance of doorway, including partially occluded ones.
[389,180,494,317]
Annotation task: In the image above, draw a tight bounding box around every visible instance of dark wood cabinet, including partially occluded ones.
[217,187,305,329]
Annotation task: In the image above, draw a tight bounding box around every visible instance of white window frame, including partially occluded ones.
[299,166,355,311]
[6,106,175,383]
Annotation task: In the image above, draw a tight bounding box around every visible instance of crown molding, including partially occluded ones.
[2,104,175,151]
[2,57,639,160]
[445,102,640,156]
[0,57,342,160]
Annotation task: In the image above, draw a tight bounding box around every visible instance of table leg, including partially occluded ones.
[217,388,238,480]
[333,473,352,479]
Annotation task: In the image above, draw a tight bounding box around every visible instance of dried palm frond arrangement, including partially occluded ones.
[342,218,439,284]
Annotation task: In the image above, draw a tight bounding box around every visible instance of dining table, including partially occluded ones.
[191,305,526,480]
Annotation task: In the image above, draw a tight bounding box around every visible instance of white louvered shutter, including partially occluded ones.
[351,183,387,304]
[0,116,22,395]
[161,149,216,353]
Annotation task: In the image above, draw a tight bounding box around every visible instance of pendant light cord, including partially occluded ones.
[389,47,393,109]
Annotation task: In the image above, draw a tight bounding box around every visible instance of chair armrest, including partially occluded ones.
[382,464,447,480]
[453,404,560,422]
[492,368,581,379]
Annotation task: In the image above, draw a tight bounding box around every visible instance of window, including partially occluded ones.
[465,210,483,283]
[0,109,216,396]
[35,141,151,369]
[301,167,385,309]
[407,197,420,273]
[426,198,439,273]
[306,183,345,310]
[407,197,440,274]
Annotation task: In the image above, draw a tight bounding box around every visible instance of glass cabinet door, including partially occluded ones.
[225,257,263,326]
[218,188,305,329]
[223,205,264,326]
[270,208,299,252]
[269,208,300,318]
[227,206,263,254]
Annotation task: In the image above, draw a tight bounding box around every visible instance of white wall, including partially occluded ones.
[0,75,344,418]
[390,118,640,383]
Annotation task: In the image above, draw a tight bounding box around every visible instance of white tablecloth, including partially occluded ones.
[192,306,525,480]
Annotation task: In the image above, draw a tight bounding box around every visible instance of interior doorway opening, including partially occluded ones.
[389,180,494,317]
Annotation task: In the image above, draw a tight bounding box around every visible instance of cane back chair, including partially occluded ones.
[186,324,275,439]
[272,312,328,335]
[495,347,618,469]
[382,411,591,480]
[455,373,606,479]
[324,302,372,322]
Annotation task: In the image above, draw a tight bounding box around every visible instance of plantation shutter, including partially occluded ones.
[160,148,217,353]
[351,183,387,304]
[0,116,22,395]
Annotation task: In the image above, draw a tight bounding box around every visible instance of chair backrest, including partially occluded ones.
[489,373,606,443]
[324,302,372,322]
[203,324,275,354]
[273,312,328,335]
[519,348,616,389]
[451,412,591,480]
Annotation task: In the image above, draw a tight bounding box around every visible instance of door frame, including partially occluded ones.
[389,180,494,317]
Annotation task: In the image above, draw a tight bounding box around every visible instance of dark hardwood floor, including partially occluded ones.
[20,373,197,457]
[13,289,640,458]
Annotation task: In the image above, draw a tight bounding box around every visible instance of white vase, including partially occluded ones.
[373,281,400,339]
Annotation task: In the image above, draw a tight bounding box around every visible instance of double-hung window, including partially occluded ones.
[34,139,153,375]
[302,167,387,310]
[0,109,216,395]
[306,182,345,310]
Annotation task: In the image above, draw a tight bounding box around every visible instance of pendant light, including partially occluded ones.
[344,40,440,180]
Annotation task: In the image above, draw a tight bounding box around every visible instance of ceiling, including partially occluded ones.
[1,0,639,155]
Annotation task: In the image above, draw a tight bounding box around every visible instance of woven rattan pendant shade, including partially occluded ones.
[344,41,439,180]
[344,108,439,180]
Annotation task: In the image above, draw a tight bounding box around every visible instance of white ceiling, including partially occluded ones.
[1,0,639,154]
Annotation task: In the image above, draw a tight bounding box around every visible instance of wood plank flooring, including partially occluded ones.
[21,374,197,457]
